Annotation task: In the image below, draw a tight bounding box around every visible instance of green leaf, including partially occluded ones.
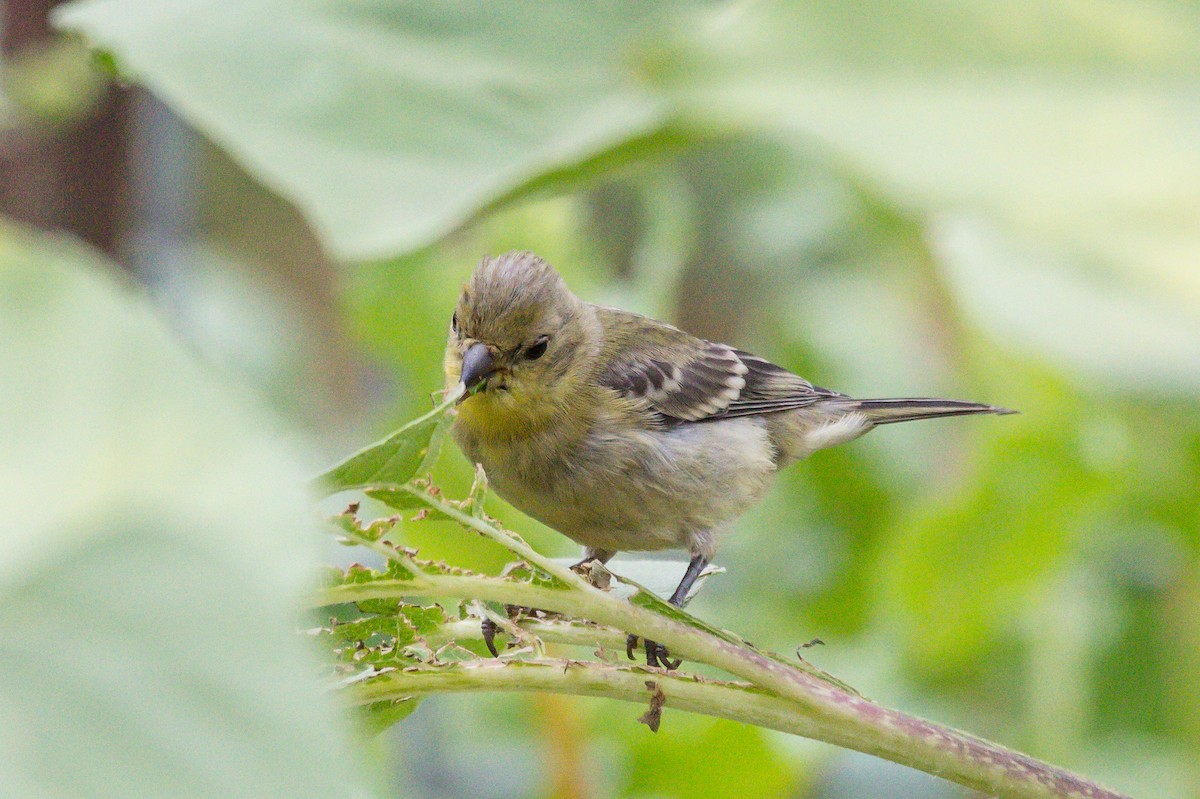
[0,221,374,798]
[672,2,1200,245]
[328,509,403,543]
[879,387,1109,673]
[468,463,488,518]
[53,0,686,260]
[362,486,452,522]
[668,0,1200,348]
[358,698,421,737]
[401,603,455,637]
[315,385,462,494]
[319,554,481,602]
[322,600,473,675]
[328,602,452,650]
[556,557,724,606]
[935,216,1200,395]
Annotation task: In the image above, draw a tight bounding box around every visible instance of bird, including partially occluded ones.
[444,250,1013,667]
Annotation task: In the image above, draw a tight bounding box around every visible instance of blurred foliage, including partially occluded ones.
[55,0,688,259]
[0,0,1192,797]
[0,222,373,798]
[0,35,109,127]
[622,718,795,799]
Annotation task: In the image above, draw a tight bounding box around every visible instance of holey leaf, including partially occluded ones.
[0,222,375,798]
[555,557,724,607]
[315,383,463,494]
[53,1,687,260]
[324,602,457,666]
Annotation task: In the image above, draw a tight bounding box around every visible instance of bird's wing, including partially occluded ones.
[594,307,842,425]
[722,349,846,418]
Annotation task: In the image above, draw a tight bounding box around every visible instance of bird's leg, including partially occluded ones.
[483,550,616,657]
[667,554,710,607]
[628,553,710,670]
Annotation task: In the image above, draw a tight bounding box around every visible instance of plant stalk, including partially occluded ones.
[317,537,1129,799]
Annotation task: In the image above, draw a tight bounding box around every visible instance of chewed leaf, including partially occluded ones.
[319,596,487,686]
[555,558,723,606]
[328,614,421,651]
[318,554,483,605]
[361,488,420,509]
[327,509,402,543]
[502,561,572,591]
[364,486,452,521]
[325,603,459,663]
[468,464,488,518]
[401,604,453,637]
[314,383,463,494]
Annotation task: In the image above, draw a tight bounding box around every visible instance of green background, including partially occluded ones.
[2,1,1197,797]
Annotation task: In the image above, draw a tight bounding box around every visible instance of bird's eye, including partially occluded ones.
[451,313,459,334]
[524,336,549,361]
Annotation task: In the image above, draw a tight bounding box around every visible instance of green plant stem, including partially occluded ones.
[396,483,592,591]
[317,546,1127,799]
[351,659,826,738]
[429,617,628,653]
[351,659,1126,799]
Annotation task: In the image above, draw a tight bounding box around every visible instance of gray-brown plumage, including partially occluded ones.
[445,251,1013,666]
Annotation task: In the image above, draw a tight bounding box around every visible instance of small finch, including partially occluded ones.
[445,251,1012,667]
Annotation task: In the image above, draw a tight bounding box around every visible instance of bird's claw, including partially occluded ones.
[625,633,682,670]
[653,643,683,670]
[481,617,500,657]
[480,604,526,657]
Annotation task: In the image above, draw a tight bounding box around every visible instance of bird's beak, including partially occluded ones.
[459,342,495,398]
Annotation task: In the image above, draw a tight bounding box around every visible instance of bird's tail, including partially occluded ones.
[852,397,1016,425]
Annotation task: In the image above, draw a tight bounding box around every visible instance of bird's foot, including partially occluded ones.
[626,633,682,670]
[619,553,708,669]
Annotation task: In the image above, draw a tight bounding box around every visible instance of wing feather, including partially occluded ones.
[595,308,840,425]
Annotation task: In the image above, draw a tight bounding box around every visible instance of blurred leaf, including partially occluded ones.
[879,388,1110,673]
[54,0,688,260]
[933,216,1200,395]
[0,221,373,798]
[668,0,1200,302]
[358,698,421,737]
[1,35,109,125]
[622,718,794,799]
[315,385,461,493]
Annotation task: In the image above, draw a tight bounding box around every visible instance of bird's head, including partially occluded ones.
[444,251,598,436]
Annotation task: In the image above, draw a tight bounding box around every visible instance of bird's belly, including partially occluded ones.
[455,417,777,555]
